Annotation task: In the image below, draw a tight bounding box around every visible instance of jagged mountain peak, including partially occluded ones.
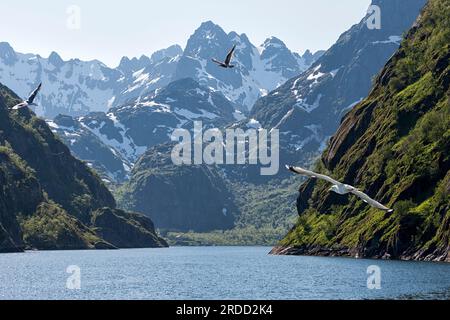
[302,49,313,57]
[184,22,230,56]
[117,55,151,73]
[150,44,183,62]
[175,22,319,110]
[118,45,183,73]
[198,20,224,32]
[48,51,64,67]
[194,21,227,40]
[261,36,287,48]
[0,42,14,54]
[0,42,17,64]
[259,37,295,61]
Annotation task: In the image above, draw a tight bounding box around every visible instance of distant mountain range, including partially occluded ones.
[0,22,322,118]
[2,22,318,183]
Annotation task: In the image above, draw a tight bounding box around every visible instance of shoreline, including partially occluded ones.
[270,246,450,264]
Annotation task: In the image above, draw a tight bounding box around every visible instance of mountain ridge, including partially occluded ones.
[0,22,321,118]
[272,0,449,262]
[173,20,320,111]
[0,83,167,252]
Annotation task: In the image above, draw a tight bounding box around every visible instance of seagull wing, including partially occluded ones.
[26,83,42,104]
[225,45,236,65]
[350,189,393,212]
[12,102,27,110]
[212,58,224,66]
[287,166,342,186]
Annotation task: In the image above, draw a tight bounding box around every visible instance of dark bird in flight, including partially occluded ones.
[12,83,42,110]
[212,45,236,68]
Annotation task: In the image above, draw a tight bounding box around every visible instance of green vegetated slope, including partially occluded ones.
[117,143,299,245]
[0,83,167,252]
[274,0,449,262]
[160,179,299,246]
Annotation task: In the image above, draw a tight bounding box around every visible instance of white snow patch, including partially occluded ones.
[295,94,323,113]
[174,108,218,120]
[307,65,325,81]
[247,119,262,130]
[372,35,402,45]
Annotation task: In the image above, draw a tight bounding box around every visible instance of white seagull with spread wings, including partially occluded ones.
[212,45,236,69]
[287,166,393,213]
[11,83,42,110]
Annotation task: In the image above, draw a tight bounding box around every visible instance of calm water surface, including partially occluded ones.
[0,247,449,300]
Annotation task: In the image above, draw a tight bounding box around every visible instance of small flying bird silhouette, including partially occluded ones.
[212,45,236,68]
[286,166,394,213]
[11,83,42,110]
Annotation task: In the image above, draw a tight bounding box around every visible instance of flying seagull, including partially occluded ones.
[212,45,236,68]
[286,165,393,213]
[11,83,42,110]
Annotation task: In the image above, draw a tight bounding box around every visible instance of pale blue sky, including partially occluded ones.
[0,0,371,67]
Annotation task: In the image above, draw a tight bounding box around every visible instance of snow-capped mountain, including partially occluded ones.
[173,21,321,111]
[244,0,427,175]
[0,42,120,118]
[0,23,320,118]
[109,78,237,151]
[0,42,183,118]
[47,78,238,182]
[47,114,132,183]
[115,45,183,105]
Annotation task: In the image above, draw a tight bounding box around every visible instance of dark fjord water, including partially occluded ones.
[0,247,449,300]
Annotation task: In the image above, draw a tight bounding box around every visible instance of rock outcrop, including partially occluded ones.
[274,0,449,262]
[0,83,167,252]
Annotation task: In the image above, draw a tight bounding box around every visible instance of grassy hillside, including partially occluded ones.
[275,0,449,262]
[0,83,167,251]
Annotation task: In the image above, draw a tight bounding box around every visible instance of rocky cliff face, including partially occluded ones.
[273,0,449,262]
[0,83,167,251]
[118,144,237,232]
[247,0,427,174]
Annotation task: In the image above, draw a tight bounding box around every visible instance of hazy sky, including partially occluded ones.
[0,0,371,67]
